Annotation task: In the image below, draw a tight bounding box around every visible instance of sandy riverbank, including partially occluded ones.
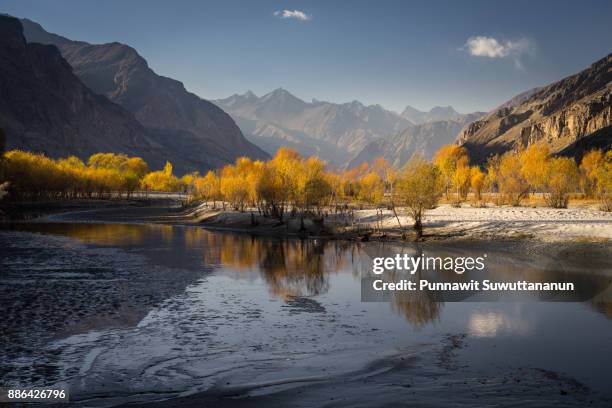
[186,203,612,242]
[36,201,612,243]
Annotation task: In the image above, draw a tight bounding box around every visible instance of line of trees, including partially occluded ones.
[0,151,153,199]
[1,144,610,219]
[433,143,611,211]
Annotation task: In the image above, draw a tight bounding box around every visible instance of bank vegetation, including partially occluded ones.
[1,128,611,238]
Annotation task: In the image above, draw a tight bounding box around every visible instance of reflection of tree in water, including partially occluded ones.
[389,271,443,327]
[198,233,354,299]
[9,223,149,246]
[258,240,328,298]
[590,301,612,319]
[381,244,443,327]
[391,295,442,327]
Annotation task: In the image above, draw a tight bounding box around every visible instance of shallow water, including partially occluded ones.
[1,221,611,406]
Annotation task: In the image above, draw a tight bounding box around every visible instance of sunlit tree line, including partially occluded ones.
[0,151,153,199]
[432,144,611,210]
[1,143,610,214]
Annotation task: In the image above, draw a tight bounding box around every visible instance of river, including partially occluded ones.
[1,219,611,407]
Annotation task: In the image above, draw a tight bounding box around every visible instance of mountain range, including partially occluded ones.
[348,113,484,168]
[400,105,470,125]
[458,54,612,162]
[3,15,609,173]
[214,89,482,166]
[3,17,268,173]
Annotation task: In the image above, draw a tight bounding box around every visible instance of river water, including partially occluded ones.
[1,221,611,407]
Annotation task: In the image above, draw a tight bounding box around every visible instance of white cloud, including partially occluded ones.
[464,36,533,58]
[273,9,311,21]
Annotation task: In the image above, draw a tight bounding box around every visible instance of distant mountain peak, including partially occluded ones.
[429,105,458,114]
[259,88,307,110]
[401,104,465,125]
[270,87,291,96]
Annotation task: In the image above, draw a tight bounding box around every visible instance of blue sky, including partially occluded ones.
[3,0,611,112]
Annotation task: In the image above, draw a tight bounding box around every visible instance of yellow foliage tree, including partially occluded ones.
[451,162,471,205]
[470,166,486,204]
[433,144,469,200]
[141,161,179,192]
[357,171,384,205]
[579,149,605,198]
[519,143,550,193]
[498,152,529,206]
[543,157,578,208]
[595,151,612,211]
[395,156,444,239]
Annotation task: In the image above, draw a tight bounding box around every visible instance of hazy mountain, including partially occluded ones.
[349,113,485,168]
[20,18,268,171]
[0,16,173,169]
[458,54,612,163]
[400,105,481,125]
[214,89,414,166]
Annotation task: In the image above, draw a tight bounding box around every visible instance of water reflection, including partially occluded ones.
[3,222,612,328]
[199,235,356,298]
[3,221,612,402]
[468,310,532,337]
[5,222,154,246]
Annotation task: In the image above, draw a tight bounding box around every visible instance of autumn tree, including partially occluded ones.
[219,164,249,211]
[433,144,469,200]
[268,147,302,217]
[485,153,500,187]
[595,151,612,211]
[141,161,179,192]
[542,157,578,208]
[451,161,471,205]
[256,164,284,217]
[300,157,332,213]
[357,171,384,205]
[497,152,530,206]
[304,176,332,214]
[470,166,486,205]
[519,143,550,193]
[579,149,605,198]
[395,156,444,240]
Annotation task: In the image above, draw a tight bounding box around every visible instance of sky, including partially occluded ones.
[3,0,611,113]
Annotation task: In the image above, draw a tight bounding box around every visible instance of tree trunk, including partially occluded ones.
[391,204,403,230]
[413,219,423,241]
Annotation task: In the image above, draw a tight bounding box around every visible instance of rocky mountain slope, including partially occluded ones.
[458,54,612,163]
[348,113,484,168]
[214,89,414,166]
[20,18,268,171]
[0,16,173,169]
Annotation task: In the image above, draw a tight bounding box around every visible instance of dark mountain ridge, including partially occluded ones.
[0,16,173,169]
[18,17,268,171]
